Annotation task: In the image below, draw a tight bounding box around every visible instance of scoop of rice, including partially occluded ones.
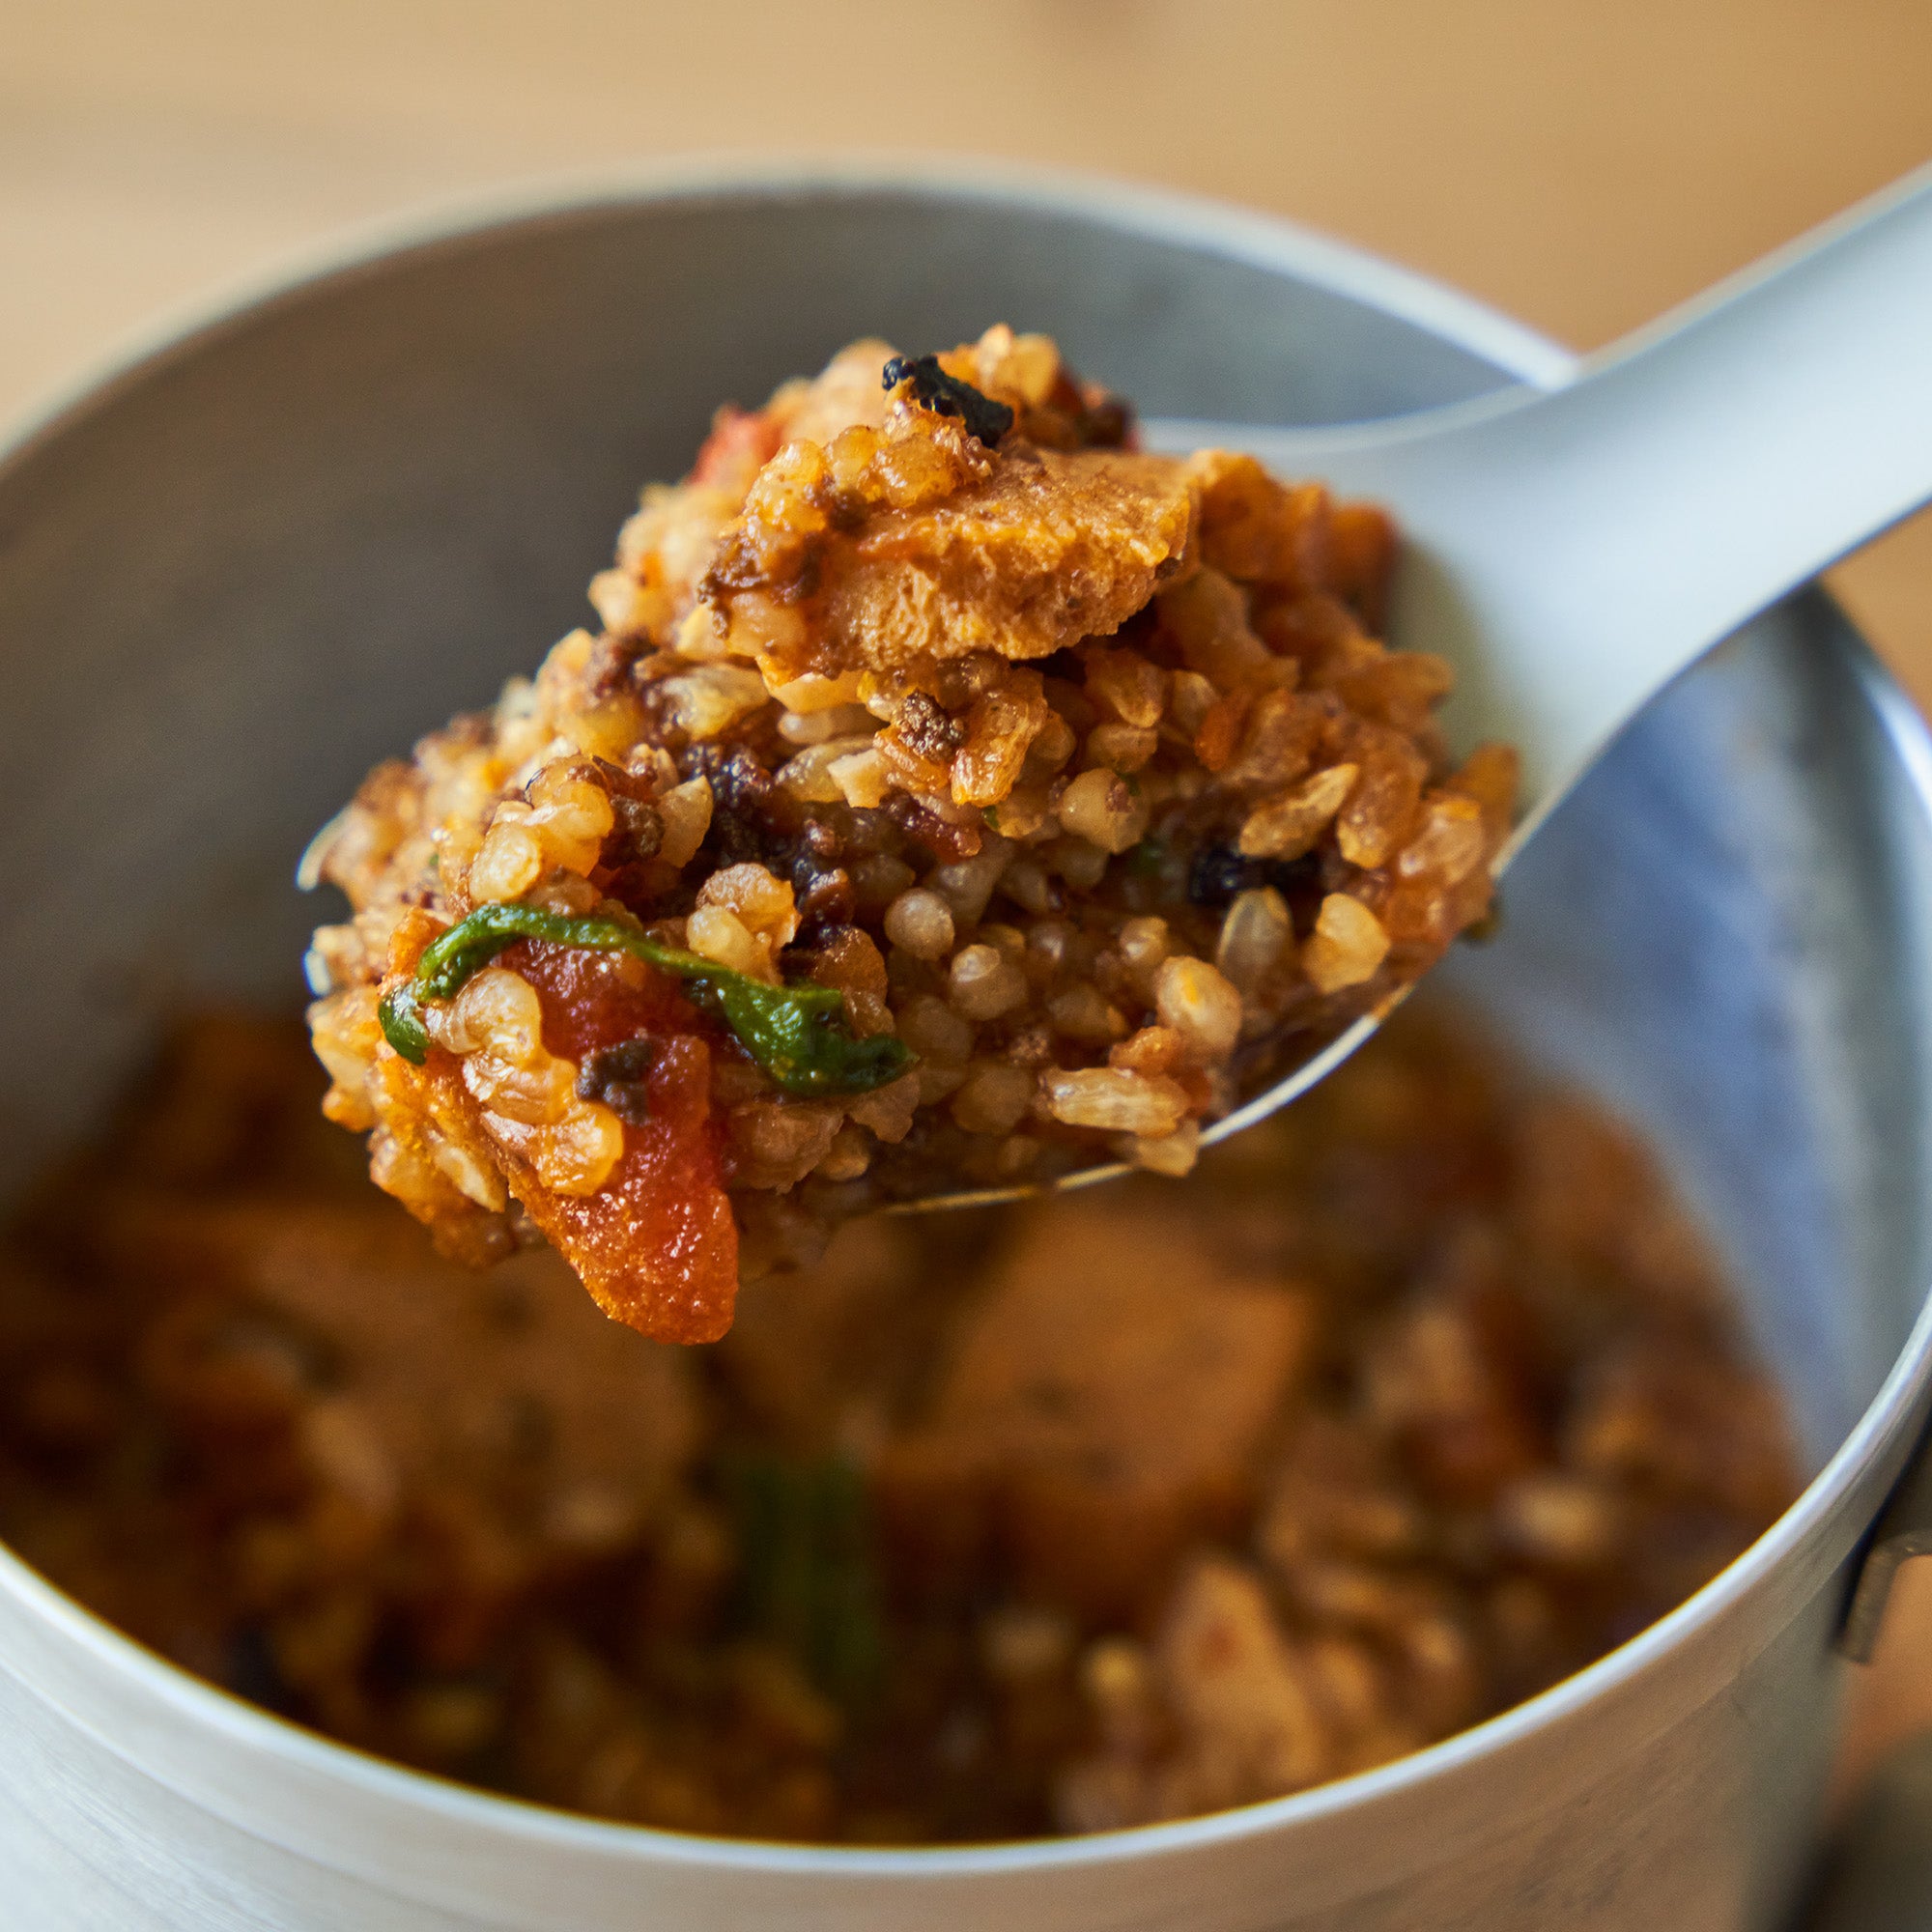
[304,326,1516,1341]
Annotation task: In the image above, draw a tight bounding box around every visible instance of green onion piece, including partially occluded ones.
[724,1449,886,1708]
[377,901,914,1097]
[377,982,431,1065]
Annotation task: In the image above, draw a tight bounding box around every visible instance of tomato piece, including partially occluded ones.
[500,939,738,1343]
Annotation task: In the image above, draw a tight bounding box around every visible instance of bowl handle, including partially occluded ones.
[1840,1418,1932,1662]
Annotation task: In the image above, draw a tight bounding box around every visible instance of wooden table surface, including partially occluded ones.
[6,0,1932,1817]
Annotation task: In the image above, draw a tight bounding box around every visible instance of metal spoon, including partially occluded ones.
[916,158,1932,1208]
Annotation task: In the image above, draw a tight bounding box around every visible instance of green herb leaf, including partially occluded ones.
[384,902,915,1097]
[377,983,431,1064]
[724,1450,886,1708]
[684,973,915,1096]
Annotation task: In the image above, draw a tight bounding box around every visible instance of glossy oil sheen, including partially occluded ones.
[0,161,1928,1930]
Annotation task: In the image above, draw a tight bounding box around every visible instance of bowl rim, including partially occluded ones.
[1,149,1927,1884]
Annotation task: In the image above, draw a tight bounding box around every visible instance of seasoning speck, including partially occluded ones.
[881,354,1015,446]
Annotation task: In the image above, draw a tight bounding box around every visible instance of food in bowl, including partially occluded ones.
[0,1001,1794,1843]
[302,329,1518,1342]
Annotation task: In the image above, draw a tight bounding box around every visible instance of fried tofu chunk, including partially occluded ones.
[711,440,1199,680]
[877,1196,1316,1615]
[825,447,1196,671]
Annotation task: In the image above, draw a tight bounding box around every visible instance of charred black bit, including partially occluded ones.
[822,491,869,535]
[1185,845,1250,907]
[577,1037,658,1125]
[886,792,981,863]
[774,544,823,604]
[793,864,857,943]
[880,354,1015,447]
[583,632,640,696]
[800,818,843,864]
[700,515,823,599]
[696,537,763,599]
[708,812,765,869]
[794,914,853,954]
[691,743,776,818]
[1186,843,1323,910]
[895,690,964,762]
[684,743,782,867]
[790,816,857,946]
[605,795,664,867]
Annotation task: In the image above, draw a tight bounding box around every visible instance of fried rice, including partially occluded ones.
[303,328,1518,1341]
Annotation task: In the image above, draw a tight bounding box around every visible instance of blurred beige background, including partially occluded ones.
[5,0,1932,1808]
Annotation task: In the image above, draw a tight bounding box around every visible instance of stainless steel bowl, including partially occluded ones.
[0,158,1927,1931]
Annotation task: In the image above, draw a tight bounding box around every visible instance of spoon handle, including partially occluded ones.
[1161,162,1932,814]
